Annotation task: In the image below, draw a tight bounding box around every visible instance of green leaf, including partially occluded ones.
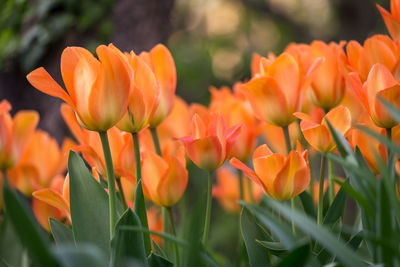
[148,253,173,267]
[241,202,297,249]
[110,209,148,267]
[240,208,270,266]
[2,181,59,266]
[377,96,400,123]
[299,191,317,219]
[325,119,353,158]
[256,240,287,256]
[68,151,110,256]
[347,231,363,251]
[152,240,167,258]
[0,216,24,266]
[53,244,107,267]
[323,181,347,225]
[274,243,310,267]
[253,200,366,267]
[49,218,74,245]
[134,180,151,255]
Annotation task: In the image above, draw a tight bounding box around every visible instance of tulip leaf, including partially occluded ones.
[299,191,317,219]
[240,207,271,266]
[53,244,107,267]
[68,151,110,257]
[241,202,297,249]
[325,119,352,158]
[260,198,366,267]
[110,209,148,267]
[134,180,151,255]
[148,253,173,267]
[2,180,59,266]
[0,216,24,267]
[256,240,287,256]
[377,178,393,265]
[377,96,400,123]
[49,218,74,245]
[152,240,167,258]
[273,243,310,267]
[323,180,347,225]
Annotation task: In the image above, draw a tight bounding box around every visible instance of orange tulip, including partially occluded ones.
[262,121,300,154]
[230,142,310,201]
[116,53,160,133]
[209,84,262,162]
[147,207,163,246]
[32,174,70,231]
[295,105,351,153]
[139,44,177,128]
[347,113,386,174]
[348,63,400,128]
[8,130,74,195]
[179,113,241,171]
[377,0,400,41]
[0,100,39,170]
[27,44,132,132]
[212,166,262,213]
[242,52,320,127]
[142,144,188,207]
[346,35,400,81]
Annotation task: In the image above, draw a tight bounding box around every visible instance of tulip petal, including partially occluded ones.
[142,151,168,205]
[184,136,223,171]
[33,189,70,218]
[377,4,400,41]
[60,104,89,144]
[374,85,400,128]
[192,113,207,139]
[322,106,351,135]
[301,123,335,152]
[348,72,370,113]
[229,158,261,187]
[12,110,39,151]
[253,153,285,197]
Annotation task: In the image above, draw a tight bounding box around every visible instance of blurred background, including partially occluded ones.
[0,0,390,141]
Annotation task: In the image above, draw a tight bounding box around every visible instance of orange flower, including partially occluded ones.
[348,63,400,128]
[27,44,132,132]
[147,207,163,246]
[139,44,177,128]
[142,145,188,207]
[377,0,400,41]
[8,130,74,195]
[346,35,400,81]
[262,122,299,154]
[295,105,351,153]
[230,143,310,201]
[32,174,70,231]
[0,100,39,170]
[242,53,319,127]
[179,113,241,171]
[212,166,262,213]
[347,113,386,174]
[116,53,160,133]
[209,84,262,162]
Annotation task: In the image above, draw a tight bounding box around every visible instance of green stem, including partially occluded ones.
[317,155,326,225]
[202,171,213,245]
[282,125,292,154]
[99,131,118,238]
[291,198,297,236]
[2,170,8,187]
[247,178,255,203]
[132,132,151,255]
[116,178,128,211]
[387,128,395,179]
[238,169,244,201]
[150,127,162,156]
[167,207,180,267]
[328,158,335,204]
[308,153,314,203]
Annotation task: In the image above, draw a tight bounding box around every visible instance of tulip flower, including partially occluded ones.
[116,53,160,133]
[142,145,188,207]
[209,84,262,162]
[346,35,400,81]
[32,175,70,231]
[348,63,400,129]
[213,166,262,213]
[294,105,351,153]
[242,52,320,127]
[0,100,39,170]
[147,207,163,246]
[377,0,400,41]
[230,142,310,201]
[179,113,241,171]
[139,44,177,128]
[27,44,132,132]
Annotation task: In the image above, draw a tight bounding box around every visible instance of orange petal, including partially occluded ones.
[322,105,351,135]
[32,189,70,218]
[192,113,207,139]
[229,157,261,187]
[253,153,285,197]
[184,136,223,171]
[142,151,168,205]
[374,85,400,128]
[301,123,335,152]
[377,4,400,41]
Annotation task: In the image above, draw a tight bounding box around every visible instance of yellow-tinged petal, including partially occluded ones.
[184,136,223,171]
[32,189,70,218]
[142,151,168,205]
[253,153,285,196]
[322,105,351,135]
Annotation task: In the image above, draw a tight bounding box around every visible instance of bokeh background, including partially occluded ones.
[0,0,390,142]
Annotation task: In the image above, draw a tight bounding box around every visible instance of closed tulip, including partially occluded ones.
[348,63,400,129]
[27,44,132,132]
[295,105,351,153]
[230,143,310,201]
[179,113,241,171]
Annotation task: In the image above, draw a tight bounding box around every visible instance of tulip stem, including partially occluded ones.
[99,131,118,238]
[282,125,292,154]
[150,127,170,249]
[386,128,395,179]
[328,159,335,204]
[317,155,326,225]
[132,132,151,255]
[247,178,255,203]
[202,171,213,245]
[291,198,297,235]
[116,178,128,211]
[167,207,180,267]
[238,169,244,201]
